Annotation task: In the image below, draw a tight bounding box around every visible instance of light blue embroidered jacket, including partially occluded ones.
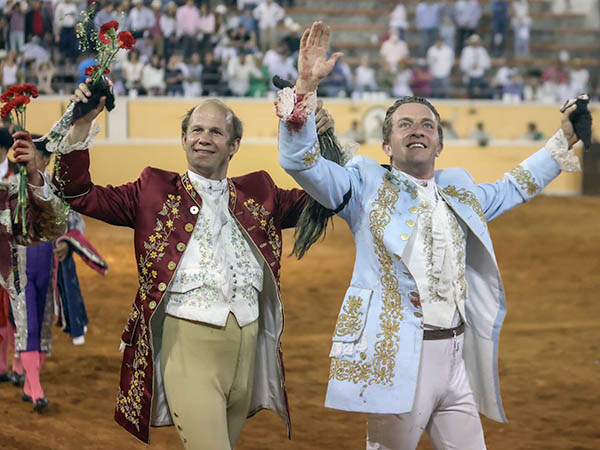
[279,114,565,423]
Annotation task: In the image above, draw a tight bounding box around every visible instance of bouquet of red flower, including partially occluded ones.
[0,83,39,234]
[71,18,136,123]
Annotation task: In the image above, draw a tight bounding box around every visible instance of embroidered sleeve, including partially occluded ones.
[274,87,318,132]
[545,129,581,173]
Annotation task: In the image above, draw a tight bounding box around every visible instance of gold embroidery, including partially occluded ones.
[116,322,149,430]
[329,176,404,386]
[509,165,540,196]
[301,141,320,168]
[181,173,197,200]
[123,307,139,333]
[441,186,486,223]
[243,198,281,260]
[334,296,364,337]
[138,194,181,300]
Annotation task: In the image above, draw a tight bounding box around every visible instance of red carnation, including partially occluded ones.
[117,31,136,50]
[0,91,12,103]
[8,85,23,96]
[0,103,14,119]
[11,95,30,108]
[85,64,99,76]
[21,83,39,98]
[99,20,119,44]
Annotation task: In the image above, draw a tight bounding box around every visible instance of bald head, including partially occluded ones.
[181,100,243,144]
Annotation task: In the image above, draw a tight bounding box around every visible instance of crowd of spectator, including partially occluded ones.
[366,0,595,102]
[0,0,301,97]
[0,0,597,102]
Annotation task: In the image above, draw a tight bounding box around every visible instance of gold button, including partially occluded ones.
[158,282,167,292]
[184,223,194,232]
[167,261,176,270]
[406,219,415,227]
[409,206,418,214]
[176,242,186,252]
[414,311,423,318]
[149,300,157,310]
[400,233,409,241]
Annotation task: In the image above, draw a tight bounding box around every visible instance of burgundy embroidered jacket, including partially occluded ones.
[57,149,307,444]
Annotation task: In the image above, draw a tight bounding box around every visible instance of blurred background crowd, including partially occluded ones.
[0,0,599,101]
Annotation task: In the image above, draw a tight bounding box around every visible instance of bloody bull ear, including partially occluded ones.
[568,95,593,150]
[272,75,294,90]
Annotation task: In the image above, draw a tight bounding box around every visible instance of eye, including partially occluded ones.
[399,122,410,129]
[211,129,222,136]
[424,123,434,129]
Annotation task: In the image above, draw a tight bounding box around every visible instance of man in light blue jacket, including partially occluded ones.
[276,22,585,450]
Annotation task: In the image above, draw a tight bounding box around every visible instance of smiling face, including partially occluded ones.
[382,102,443,179]
[181,103,240,180]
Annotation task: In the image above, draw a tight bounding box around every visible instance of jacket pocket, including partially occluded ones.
[331,286,372,343]
[120,304,141,347]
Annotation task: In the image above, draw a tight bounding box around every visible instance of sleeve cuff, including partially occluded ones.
[545,129,581,173]
[274,87,318,132]
[28,171,51,201]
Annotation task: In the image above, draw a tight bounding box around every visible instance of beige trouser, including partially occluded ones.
[366,333,486,450]
[161,313,258,450]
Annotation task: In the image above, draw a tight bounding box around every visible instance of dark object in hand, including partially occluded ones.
[71,78,115,124]
[272,75,348,259]
[568,96,592,150]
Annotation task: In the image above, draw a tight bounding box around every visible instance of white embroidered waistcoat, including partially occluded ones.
[165,171,263,327]
[400,171,468,329]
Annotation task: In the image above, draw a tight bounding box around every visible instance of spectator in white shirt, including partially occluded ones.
[427,37,454,98]
[459,33,491,98]
[263,42,297,90]
[392,60,413,98]
[380,29,409,72]
[122,48,144,93]
[354,53,377,95]
[227,53,261,97]
[389,3,408,40]
[128,0,155,39]
[569,58,589,95]
[253,0,285,53]
[141,54,165,95]
[54,0,79,61]
[184,52,202,97]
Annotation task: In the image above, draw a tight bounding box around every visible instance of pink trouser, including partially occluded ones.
[366,334,486,450]
[21,351,46,401]
[0,323,21,375]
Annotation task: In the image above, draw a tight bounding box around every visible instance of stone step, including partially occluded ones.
[288,8,587,28]
[294,0,552,14]
[314,25,600,47]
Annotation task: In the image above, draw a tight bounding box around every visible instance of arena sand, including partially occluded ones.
[1,195,599,450]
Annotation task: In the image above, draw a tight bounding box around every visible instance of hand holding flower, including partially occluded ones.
[12,131,45,186]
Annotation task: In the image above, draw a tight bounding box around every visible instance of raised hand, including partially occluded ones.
[296,21,343,93]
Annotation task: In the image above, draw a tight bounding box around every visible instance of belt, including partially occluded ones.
[423,322,465,341]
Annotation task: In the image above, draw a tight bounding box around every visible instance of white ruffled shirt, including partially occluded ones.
[164,171,263,327]
[399,170,468,329]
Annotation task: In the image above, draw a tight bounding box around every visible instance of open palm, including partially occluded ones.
[297,21,343,92]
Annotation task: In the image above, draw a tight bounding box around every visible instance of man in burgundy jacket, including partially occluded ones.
[56,85,332,447]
